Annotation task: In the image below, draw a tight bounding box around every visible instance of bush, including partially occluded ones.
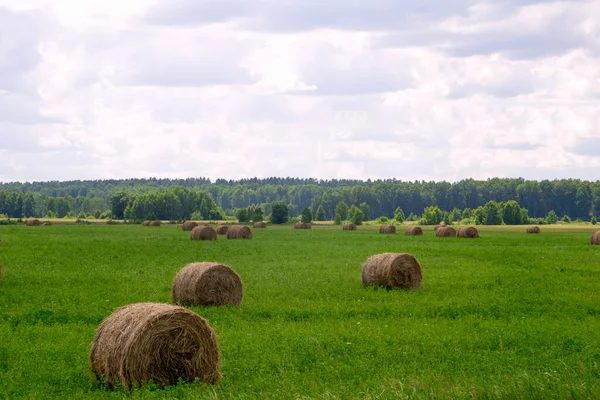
[561,215,571,223]
[375,216,389,224]
[591,216,597,225]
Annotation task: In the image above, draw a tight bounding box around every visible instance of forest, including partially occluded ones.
[0,177,599,223]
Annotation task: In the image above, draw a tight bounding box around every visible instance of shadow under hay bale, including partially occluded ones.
[458,226,479,238]
[526,226,541,234]
[293,222,311,229]
[89,302,221,390]
[190,226,217,241]
[436,226,457,237]
[226,225,253,239]
[253,222,267,228]
[25,219,41,226]
[171,262,243,307]
[361,253,422,290]
[342,223,357,231]
[591,231,600,245]
[216,225,229,235]
[181,221,198,231]
[379,225,396,234]
[405,226,423,236]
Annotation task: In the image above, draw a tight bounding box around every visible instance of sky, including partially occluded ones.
[1,0,599,183]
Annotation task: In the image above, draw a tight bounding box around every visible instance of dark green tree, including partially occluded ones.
[301,207,313,223]
[502,200,522,225]
[237,208,249,223]
[110,191,129,219]
[253,206,264,222]
[270,201,289,224]
[592,216,597,225]
[335,201,348,221]
[394,206,405,223]
[546,210,558,224]
[315,205,326,221]
[351,207,364,225]
[421,206,443,225]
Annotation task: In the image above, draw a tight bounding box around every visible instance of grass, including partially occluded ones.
[1,223,600,399]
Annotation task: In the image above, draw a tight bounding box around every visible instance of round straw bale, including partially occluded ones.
[171,262,243,307]
[149,221,161,227]
[361,253,422,290]
[342,223,357,231]
[458,226,479,238]
[526,226,541,234]
[253,222,267,228]
[405,226,423,236]
[89,302,221,389]
[226,225,253,239]
[379,224,396,234]
[591,231,600,245]
[293,222,311,229]
[216,225,229,235]
[182,221,198,231]
[436,226,457,237]
[434,224,445,232]
[25,219,41,226]
[190,226,217,241]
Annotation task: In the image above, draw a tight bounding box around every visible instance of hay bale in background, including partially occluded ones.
[405,226,423,236]
[436,226,457,237]
[526,226,541,234]
[293,222,311,229]
[171,262,243,307]
[182,221,198,231]
[142,221,151,226]
[216,225,229,235]
[190,226,217,241]
[361,253,422,290]
[591,231,600,245]
[434,224,445,232]
[343,223,357,231]
[253,222,267,228]
[149,221,161,227]
[379,225,396,234]
[458,226,479,238]
[226,225,253,239]
[25,219,41,226]
[89,302,221,389]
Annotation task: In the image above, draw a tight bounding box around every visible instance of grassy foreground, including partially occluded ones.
[1,224,600,399]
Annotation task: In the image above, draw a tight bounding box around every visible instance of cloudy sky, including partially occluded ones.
[1,0,599,183]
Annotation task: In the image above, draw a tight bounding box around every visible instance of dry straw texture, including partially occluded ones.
[436,226,457,237]
[405,226,423,236]
[89,302,221,390]
[226,225,253,239]
[149,221,161,227]
[527,226,541,234]
[361,253,423,290]
[253,222,267,228]
[434,224,445,232]
[379,225,396,234]
[216,225,229,235]
[142,221,151,226]
[182,221,198,231]
[591,231,600,245]
[190,226,217,241]
[342,223,357,231]
[25,219,41,226]
[458,226,479,238]
[171,262,243,307]
[293,222,312,229]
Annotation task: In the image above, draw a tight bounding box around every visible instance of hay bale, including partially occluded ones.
[434,224,445,232]
[526,226,541,234]
[216,225,229,235]
[342,223,357,231]
[293,222,311,229]
[361,253,422,290]
[190,226,217,241]
[182,221,198,231]
[436,226,457,237]
[591,231,600,245]
[405,226,423,236]
[379,225,396,234]
[253,222,267,228]
[149,221,161,227]
[226,225,253,239]
[89,302,221,389]
[25,219,41,226]
[458,226,479,238]
[171,262,243,307]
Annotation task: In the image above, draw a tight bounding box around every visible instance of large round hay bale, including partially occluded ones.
[89,302,221,389]
[458,226,479,238]
[591,231,600,245]
[526,226,541,234]
[226,225,253,239]
[142,221,150,226]
[405,226,423,236]
[171,262,243,307]
[253,222,267,228]
[361,253,422,290]
[182,221,198,231]
[25,219,41,226]
[342,223,357,231]
[190,226,217,241]
[379,224,396,234]
[216,225,229,235]
[293,222,311,229]
[434,224,446,232]
[436,226,457,237]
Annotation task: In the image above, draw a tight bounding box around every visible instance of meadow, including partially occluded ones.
[1,223,600,399]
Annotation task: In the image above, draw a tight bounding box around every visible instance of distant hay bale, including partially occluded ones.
[89,302,221,390]
[216,225,229,235]
[436,226,457,237]
[182,221,198,231]
[361,253,423,290]
[293,222,311,229]
[342,223,357,231]
[591,231,600,245]
[226,225,253,239]
[142,221,151,226]
[190,226,217,241]
[434,224,445,232]
[526,226,541,234]
[458,226,479,238]
[405,226,423,236]
[25,219,41,226]
[149,221,161,227]
[379,225,396,234]
[253,222,267,228]
[171,262,243,307]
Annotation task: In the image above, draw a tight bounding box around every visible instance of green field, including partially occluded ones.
[1,224,600,399]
